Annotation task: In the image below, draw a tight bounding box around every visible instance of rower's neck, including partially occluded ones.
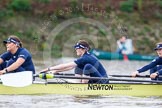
[10,47,19,54]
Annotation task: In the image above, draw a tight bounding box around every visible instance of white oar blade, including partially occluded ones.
[0,71,33,87]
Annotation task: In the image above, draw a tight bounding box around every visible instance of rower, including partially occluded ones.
[40,39,109,84]
[132,42,162,81]
[0,35,35,76]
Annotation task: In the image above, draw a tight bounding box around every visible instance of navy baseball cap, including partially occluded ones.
[74,43,88,50]
[3,37,20,45]
[154,44,162,50]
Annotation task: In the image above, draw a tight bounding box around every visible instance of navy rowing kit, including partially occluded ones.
[137,57,162,80]
[0,48,35,74]
[74,52,109,84]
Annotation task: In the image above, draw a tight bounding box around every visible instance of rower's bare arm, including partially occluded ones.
[0,58,21,74]
[51,66,74,73]
[41,62,77,73]
[0,58,4,65]
[3,58,25,72]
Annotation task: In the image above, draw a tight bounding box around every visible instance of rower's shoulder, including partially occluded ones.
[152,57,162,63]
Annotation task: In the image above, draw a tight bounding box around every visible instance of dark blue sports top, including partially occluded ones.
[137,57,162,75]
[0,48,35,73]
[74,52,108,77]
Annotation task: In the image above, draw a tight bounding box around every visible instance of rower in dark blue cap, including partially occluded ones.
[154,43,162,50]
[0,35,35,76]
[132,43,162,80]
[3,37,22,47]
[40,39,109,84]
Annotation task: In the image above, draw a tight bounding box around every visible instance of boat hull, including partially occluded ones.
[0,83,162,96]
[91,49,156,61]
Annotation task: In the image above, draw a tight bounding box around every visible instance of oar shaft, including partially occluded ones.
[54,73,75,76]
[47,73,162,79]
[38,73,162,79]
[36,73,162,83]
[109,78,162,83]
[110,75,150,78]
[110,75,162,78]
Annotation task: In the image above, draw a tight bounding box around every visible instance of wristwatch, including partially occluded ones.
[48,67,50,71]
[5,68,8,73]
[155,72,159,76]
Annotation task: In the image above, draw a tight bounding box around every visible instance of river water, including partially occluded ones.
[0,58,162,108]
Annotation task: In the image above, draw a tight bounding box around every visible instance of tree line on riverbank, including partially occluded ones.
[0,0,162,58]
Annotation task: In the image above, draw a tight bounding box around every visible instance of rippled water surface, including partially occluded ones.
[0,95,162,108]
[0,58,162,108]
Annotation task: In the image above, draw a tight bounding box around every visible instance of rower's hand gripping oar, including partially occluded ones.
[0,71,33,87]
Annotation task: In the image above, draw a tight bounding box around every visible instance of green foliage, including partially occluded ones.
[0,9,13,20]
[0,0,162,55]
[157,0,162,8]
[69,0,83,16]
[37,0,51,4]
[51,44,62,57]
[0,9,7,18]
[155,11,162,19]
[120,0,134,12]
[144,26,151,32]
[98,28,107,36]
[111,28,116,36]
[137,0,142,11]
[138,31,145,36]
[24,27,35,38]
[9,0,31,11]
